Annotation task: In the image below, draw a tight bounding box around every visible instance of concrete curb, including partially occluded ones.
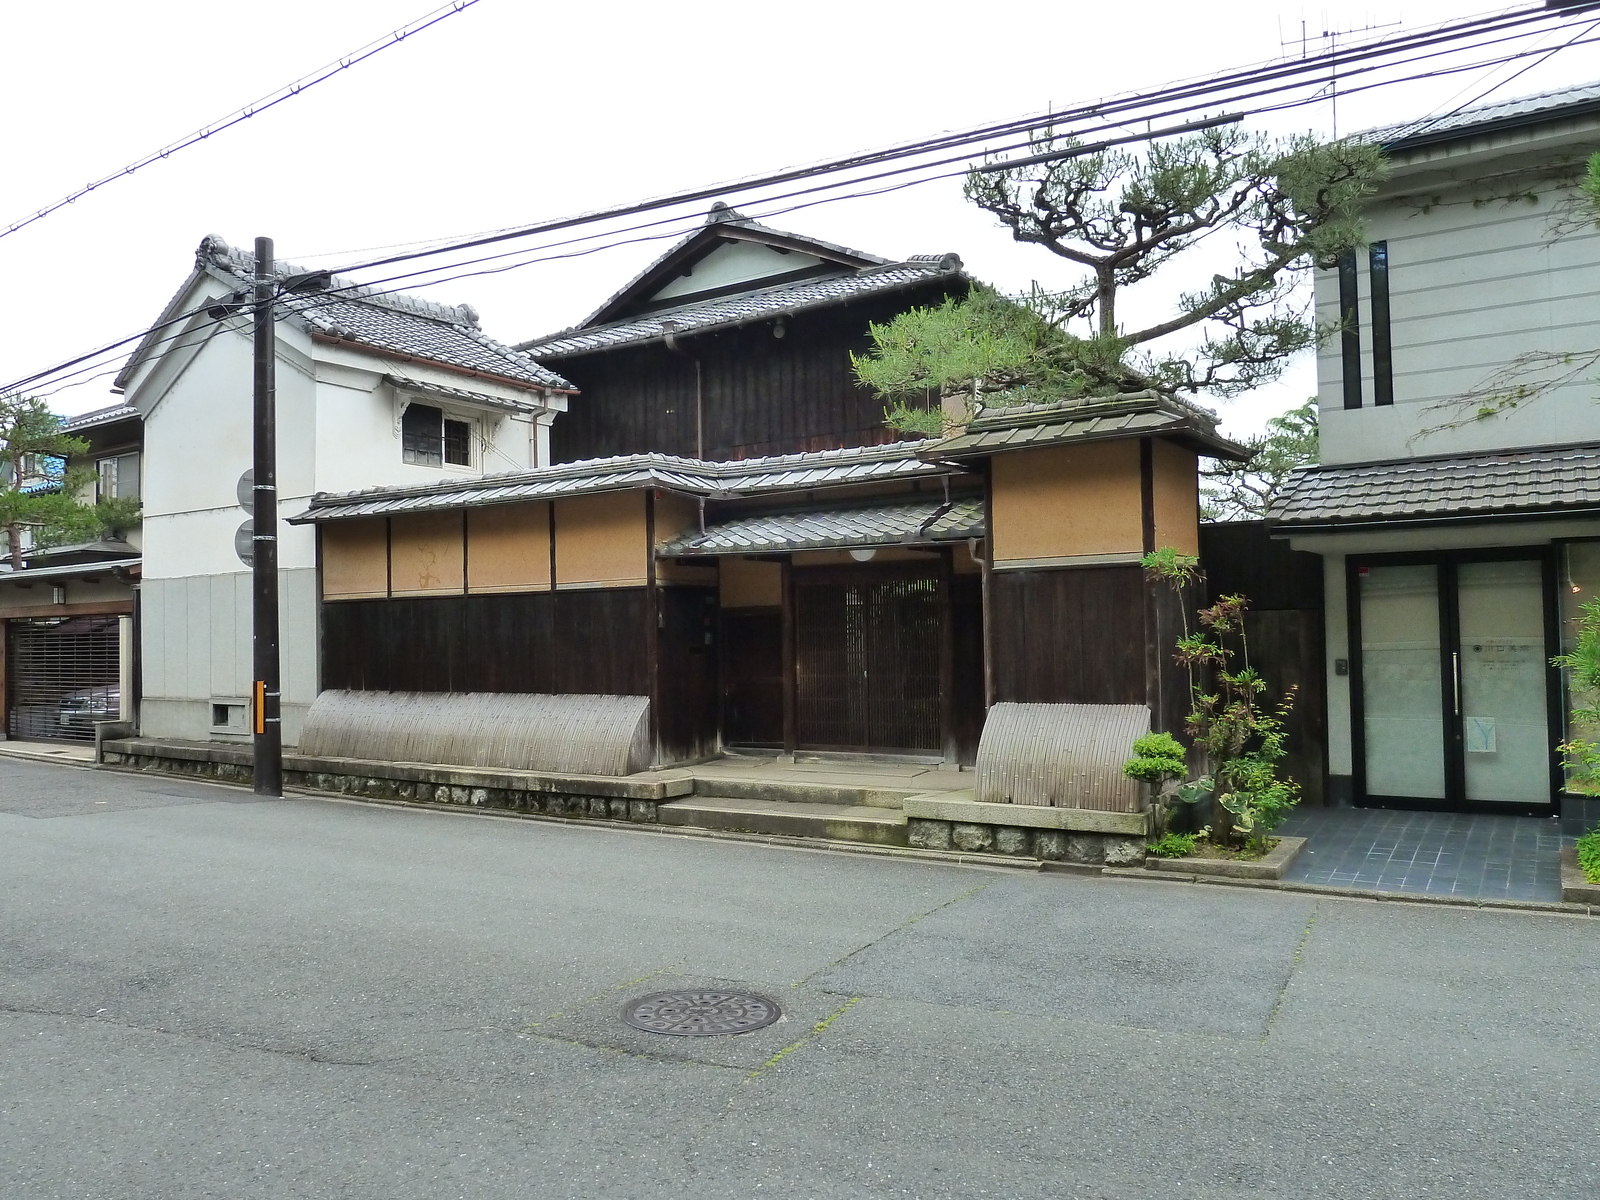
[81,757,1600,916]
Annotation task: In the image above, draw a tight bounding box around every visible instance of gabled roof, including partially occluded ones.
[1360,79,1600,152]
[290,440,970,523]
[1271,442,1600,529]
[115,237,574,394]
[520,255,966,360]
[925,392,1251,462]
[570,203,890,330]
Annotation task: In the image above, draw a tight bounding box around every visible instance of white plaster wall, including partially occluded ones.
[131,288,558,746]
[651,240,825,302]
[1315,134,1600,465]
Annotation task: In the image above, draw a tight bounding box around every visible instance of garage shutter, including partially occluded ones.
[6,616,121,742]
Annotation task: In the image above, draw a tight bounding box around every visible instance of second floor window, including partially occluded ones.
[96,452,140,500]
[401,403,472,468]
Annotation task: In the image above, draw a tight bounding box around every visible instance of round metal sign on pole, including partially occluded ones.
[234,520,254,567]
[236,469,254,512]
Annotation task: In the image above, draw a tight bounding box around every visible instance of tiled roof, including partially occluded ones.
[520,256,965,359]
[927,392,1250,461]
[61,404,139,432]
[1360,79,1600,150]
[570,204,890,331]
[290,441,971,523]
[658,496,985,557]
[383,375,545,415]
[181,238,573,392]
[1271,443,1600,527]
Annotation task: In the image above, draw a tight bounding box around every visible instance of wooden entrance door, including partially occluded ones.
[793,569,942,753]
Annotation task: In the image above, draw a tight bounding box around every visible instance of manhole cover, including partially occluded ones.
[621,990,782,1037]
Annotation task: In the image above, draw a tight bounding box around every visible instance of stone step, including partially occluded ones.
[684,776,919,809]
[657,796,909,844]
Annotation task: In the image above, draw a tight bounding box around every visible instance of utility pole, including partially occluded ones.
[251,236,282,797]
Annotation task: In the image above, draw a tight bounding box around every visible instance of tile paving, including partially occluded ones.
[1279,806,1567,902]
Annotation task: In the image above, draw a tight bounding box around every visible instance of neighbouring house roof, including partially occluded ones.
[657,496,985,557]
[567,203,892,331]
[114,237,574,394]
[290,440,969,523]
[61,404,140,433]
[1270,442,1600,529]
[0,556,141,583]
[519,255,966,359]
[926,392,1252,462]
[1361,79,1600,152]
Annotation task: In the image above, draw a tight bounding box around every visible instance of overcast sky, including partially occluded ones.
[5,0,1600,442]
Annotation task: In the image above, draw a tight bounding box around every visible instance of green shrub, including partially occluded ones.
[1123,731,1188,782]
[1148,829,1205,858]
[1578,826,1600,884]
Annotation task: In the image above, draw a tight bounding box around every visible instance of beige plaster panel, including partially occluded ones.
[790,547,942,569]
[390,511,464,596]
[321,519,389,600]
[719,557,783,608]
[467,502,550,594]
[652,493,702,547]
[554,491,647,587]
[1150,439,1200,557]
[991,442,1143,563]
[656,562,719,587]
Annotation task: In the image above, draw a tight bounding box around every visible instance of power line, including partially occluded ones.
[0,0,482,243]
[7,3,1594,398]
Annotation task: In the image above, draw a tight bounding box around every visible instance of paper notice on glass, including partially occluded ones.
[1464,716,1497,754]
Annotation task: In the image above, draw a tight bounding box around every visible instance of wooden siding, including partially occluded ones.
[721,608,783,746]
[990,565,1147,706]
[657,586,720,761]
[321,589,649,698]
[548,282,960,462]
[1201,520,1327,803]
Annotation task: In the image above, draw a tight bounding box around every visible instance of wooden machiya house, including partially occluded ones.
[294,206,1247,767]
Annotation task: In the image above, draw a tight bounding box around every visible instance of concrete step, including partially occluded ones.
[658,796,909,845]
[684,776,919,809]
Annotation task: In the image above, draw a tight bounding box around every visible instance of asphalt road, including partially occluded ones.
[2,756,1597,1199]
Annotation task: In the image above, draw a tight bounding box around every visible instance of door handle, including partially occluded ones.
[1452,651,1461,716]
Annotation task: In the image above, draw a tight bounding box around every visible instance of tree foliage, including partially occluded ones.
[1202,398,1319,521]
[0,394,136,569]
[855,127,1386,432]
[1141,549,1301,851]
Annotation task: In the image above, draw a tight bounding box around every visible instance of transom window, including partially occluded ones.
[401,403,472,468]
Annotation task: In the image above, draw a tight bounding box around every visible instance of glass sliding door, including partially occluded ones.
[1456,560,1551,805]
[1353,551,1557,812]
[1357,564,1447,800]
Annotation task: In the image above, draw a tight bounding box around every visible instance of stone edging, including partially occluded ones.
[1561,846,1600,905]
[1146,835,1307,880]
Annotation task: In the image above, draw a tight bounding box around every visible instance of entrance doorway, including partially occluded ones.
[793,569,942,754]
[1350,551,1560,812]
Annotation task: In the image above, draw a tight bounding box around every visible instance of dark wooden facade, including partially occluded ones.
[1199,520,1328,805]
[321,585,721,764]
[548,283,960,463]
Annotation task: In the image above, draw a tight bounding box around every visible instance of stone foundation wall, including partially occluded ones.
[99,749,662,824]
[907,818,1145,866]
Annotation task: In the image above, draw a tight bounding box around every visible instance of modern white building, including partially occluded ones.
[1275,84,1600,831]
[114,236,573,744]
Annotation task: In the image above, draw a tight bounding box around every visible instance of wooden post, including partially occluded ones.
[645,491,660,759]
[1139,436,1162,729]
[980,459,995,709]
[0,617,8,739]
[781,556,796,757]
[938,546,956,763]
